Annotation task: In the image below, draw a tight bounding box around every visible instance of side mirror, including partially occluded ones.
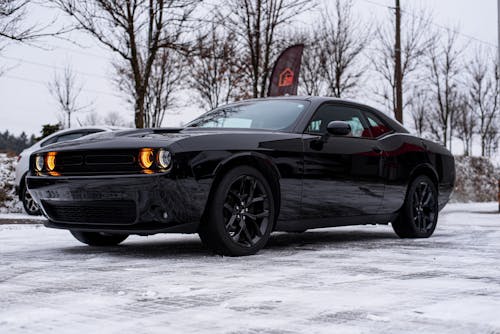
[326,121,351,136]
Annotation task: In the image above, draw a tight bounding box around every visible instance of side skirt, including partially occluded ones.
[274,214,398,232]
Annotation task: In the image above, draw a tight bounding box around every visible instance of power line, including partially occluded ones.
[361,0,499,49]
[0,73,122,99]
[0,54,110,80]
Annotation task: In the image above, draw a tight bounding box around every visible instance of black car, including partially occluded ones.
[27,97,455,256]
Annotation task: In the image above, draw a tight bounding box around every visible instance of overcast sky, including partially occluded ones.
[0,0,498,136]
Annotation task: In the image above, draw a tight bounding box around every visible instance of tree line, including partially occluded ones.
[0,130,35,154]
[1,0,499,157]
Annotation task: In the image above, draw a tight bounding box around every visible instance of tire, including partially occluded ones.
[392,175,438,238]
[21,184,41,216]
[70,231,128,246]
[198,166,275,256]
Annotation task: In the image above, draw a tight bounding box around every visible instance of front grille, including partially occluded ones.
[54,150,140,175]
[43,200,137,224]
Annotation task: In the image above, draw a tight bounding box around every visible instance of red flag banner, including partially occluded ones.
[267,44,304,97]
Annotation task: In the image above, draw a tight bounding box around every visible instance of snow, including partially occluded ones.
[0,213,46,220]
[0,202,499,333]
[0,153,22,214]
[452,156,500,202]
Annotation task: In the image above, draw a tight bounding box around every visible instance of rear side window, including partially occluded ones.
[40,136,57,147]
[306,105,369,138]
[55,132,87,143]
[364,113,392,138]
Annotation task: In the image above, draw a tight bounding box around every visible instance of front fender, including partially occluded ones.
[212,151,282,179]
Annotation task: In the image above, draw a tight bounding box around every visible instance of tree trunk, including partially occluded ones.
[135,96,145,128]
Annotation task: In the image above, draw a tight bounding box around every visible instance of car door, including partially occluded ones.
[301,103,385,220]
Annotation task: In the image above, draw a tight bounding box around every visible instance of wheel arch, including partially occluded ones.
[408,163,439,194]
[19,171,28,200]
[204,152,281,223]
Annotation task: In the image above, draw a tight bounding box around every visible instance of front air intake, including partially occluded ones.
[42,200,137,225]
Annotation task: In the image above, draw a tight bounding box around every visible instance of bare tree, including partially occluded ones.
[453,93,475,156]
[187,26,248,110]
[0,0,61,42]
[288,29,325,96]
[103,111,129,127]
[372,5,436,121]
[0,0,30,43]
[80,111,101,126]
[51,0,199,128]
[48,65,92,128]
[407,88,429,136]
[80,111,130,127]
[298,39,324,96]
[318,0,370,98]
[483,121,499,157]
[467,49,500,157]
[220,0,315,98]
[115,48,185,127]
[1,1,70,75]
[145,49,185,127]
[425,31,462,149]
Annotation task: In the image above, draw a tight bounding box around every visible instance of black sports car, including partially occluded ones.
[27,97,455,256]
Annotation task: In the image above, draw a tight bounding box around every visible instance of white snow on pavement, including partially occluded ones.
[0,203,499,333]
[0,213,46,220]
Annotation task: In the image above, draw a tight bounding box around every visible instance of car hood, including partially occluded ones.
[32,127,299,154]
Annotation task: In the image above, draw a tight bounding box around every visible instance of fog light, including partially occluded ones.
[139,148,154,169]
[35,155,44,171]
[157,149,172,169]
[46,152,57,171]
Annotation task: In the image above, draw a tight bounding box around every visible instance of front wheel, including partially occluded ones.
[199,166,275,256]
[70,231,128,246]
[392,175,438,238]
[21,185,41,216]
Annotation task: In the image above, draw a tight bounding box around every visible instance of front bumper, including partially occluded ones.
[26,174,211,235]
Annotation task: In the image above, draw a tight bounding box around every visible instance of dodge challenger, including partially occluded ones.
[27,97,455,256]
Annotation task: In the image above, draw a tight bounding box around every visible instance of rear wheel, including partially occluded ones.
[21,184,41,216]
[392,175,438,238]
[199,166,275,256]
[70,231,128,246]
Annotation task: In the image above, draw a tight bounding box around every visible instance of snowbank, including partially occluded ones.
[0,153,22,213]
[452,156,500,203]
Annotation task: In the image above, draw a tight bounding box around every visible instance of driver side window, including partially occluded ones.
[306,105,369,138]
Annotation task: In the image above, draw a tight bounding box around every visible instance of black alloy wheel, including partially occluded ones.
[392,175,438,238]
[224,174,271,247]
[199,166,275,256]
[70,231,129,246]
[22,185,41,216]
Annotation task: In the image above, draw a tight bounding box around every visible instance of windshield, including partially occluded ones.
[187,100,309,131]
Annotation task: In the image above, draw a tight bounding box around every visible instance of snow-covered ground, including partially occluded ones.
[0,154,22,214]
[0,213,46,220]
[0,202,499,333]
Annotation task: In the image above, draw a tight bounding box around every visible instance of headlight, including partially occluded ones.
[139,148,154,169]
[35,154,44,171]
[157,149,172,169]
[46,152,57,171]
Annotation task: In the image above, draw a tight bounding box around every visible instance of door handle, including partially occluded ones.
[372,147,382,154]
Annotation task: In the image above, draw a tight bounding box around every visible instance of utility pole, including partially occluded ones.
[394,0,403,124]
